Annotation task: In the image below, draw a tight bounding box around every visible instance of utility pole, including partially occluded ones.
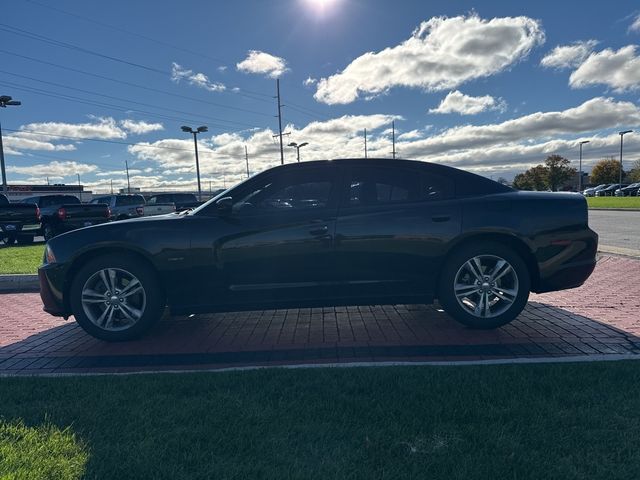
[275,78,285,165]
[391,120,396,159]
[125,159,131,194]
[578,140,589,192]
[77,173,81,201]
[0,95,22,194]
[46,176,50,186]
[110,178,113,194]
[209,180,212,194]
[245,144,250,178]
[364,128,368,158]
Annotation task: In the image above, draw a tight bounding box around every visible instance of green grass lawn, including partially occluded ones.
[2,362,640,479]
[0,244,44,274]
[587,196,640,209]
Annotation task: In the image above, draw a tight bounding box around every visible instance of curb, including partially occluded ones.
[598,245,640,258]
[590,208,640,212]
[0,274,39,293]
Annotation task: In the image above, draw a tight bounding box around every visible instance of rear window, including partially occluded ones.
[40,195,80,207]
[116,195,145,206]
[346,167,453,206]
[172,193,197,202]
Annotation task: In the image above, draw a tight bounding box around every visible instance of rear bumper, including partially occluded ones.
[56,219,110,234]
[38,263,69,317]
[534,258,596,293]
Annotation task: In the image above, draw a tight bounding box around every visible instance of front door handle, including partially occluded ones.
[432,215,450,223]
[309,225,329,236]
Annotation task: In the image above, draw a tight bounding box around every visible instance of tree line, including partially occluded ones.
[512,155,640,191]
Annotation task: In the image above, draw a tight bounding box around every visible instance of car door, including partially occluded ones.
[212,164,340,305]
[333,164,462,300]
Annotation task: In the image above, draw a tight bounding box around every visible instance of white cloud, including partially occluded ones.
[540,40,598,69]
[236,50,289,78]
[119,120,164,135]
[629,14,640,33]
[95,169,144,177]
[303,77,317,87]
[314,14,544,104]
[7,161,98,177]
[171,63,226,92]
[429,90,507,115]
[569,45,640,92]
[20,117,126,140]
[397,129,424,141]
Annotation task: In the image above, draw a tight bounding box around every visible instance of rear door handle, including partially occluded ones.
[309,225,329,236]
[431,215,450,223]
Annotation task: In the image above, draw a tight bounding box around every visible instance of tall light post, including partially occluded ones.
[0,95,21,194]
[288,142,308,162]
[619,130,632,187]
[578,140,589,192]
[181,125,208,201]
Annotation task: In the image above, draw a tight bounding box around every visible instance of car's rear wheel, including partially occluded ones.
[16,236,34,245]
[70,254,165,341]
[438,242,530,329]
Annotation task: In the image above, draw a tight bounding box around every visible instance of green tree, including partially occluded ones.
[627,159,640,183]
[545,154,577,191]
[512,165,548,191]
[590,157,625,184]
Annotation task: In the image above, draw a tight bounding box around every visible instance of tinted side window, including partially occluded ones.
[232,168,335,214]
[346,167,452,207]
[116,195,144,206]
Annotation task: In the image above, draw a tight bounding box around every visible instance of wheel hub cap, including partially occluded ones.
[453,254,519,319]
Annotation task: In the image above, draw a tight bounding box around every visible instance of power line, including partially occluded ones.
[0,80,248,132]
[0,70,260,129]
[24,0,230,66]
[0,25,272,103]
[0,49,274,118]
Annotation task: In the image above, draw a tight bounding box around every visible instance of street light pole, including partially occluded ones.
[181,125,208,201]
[0,95,22,194]
[578,140,589,192]
[619,130,632,187]
[288,142,309,162]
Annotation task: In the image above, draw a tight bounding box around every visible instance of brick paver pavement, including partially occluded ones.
[1,254,639,375]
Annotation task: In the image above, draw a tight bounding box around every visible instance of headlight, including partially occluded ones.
[44,244,57,264]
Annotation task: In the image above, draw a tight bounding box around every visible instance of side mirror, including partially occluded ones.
[215,196,233,215]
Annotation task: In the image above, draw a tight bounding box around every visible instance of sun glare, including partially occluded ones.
[303,0,340,15]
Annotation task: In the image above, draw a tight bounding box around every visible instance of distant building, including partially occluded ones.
[3,184,93,202]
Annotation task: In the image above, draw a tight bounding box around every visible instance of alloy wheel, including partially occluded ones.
[81,268,147,331]
[453,255,519,319]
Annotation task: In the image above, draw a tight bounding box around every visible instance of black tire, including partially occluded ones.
[43,224,56,242]
[69,254,165,341]
[438,242,530,329]
[16,236,34,245]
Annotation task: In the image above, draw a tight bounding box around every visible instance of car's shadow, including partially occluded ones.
[1,299,638,373]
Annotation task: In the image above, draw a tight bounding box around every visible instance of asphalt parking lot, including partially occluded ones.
[590,210,640,252]
[0,254,639,375]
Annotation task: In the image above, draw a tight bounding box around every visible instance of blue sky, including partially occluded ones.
[2,0,640,192]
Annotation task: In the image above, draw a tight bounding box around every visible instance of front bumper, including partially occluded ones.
[38,263,69,317]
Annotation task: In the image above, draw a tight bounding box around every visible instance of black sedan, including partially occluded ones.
[39,159,598,341]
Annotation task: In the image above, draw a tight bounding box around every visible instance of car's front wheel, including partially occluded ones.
[438,242,530,329]
[70,254,165,341]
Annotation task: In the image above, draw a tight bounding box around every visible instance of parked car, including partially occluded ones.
[595,184,627,197]
[91,194,145,220]
[142,201,176,217]
[615,183,640,197]
[0,193,40,245]
[582,184,610,197]
[23,194,111,240]
[146,193,201,212]
[39,159,598,341]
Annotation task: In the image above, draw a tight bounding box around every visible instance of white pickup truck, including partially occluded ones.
[142,201,176,217]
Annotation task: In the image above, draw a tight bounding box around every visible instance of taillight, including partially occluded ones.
[136,206,144,216]
[105,207,112,219]
[36,206,41,221]
[57,207,67,220]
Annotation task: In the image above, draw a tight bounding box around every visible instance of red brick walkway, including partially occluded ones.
[1,255,639,375]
